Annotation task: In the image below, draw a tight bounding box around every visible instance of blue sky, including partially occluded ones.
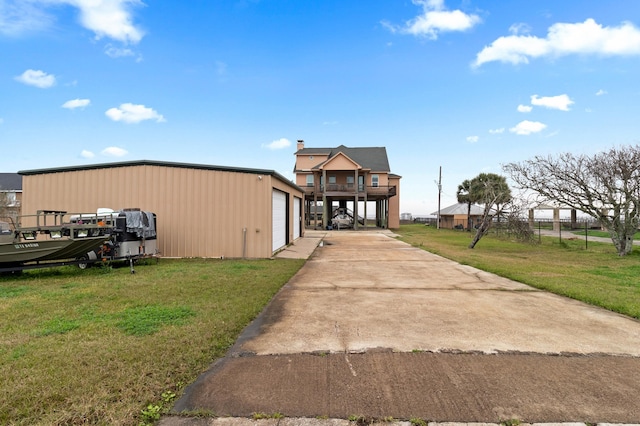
[2,0,640,215]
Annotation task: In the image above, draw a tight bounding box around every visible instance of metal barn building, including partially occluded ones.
[18,161,304,258]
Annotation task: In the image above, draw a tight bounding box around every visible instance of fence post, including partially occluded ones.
[585,220,588,250]
[538,221,541,244]
[559,222,562,244]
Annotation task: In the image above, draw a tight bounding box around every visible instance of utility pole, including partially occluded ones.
[436,166,442,229]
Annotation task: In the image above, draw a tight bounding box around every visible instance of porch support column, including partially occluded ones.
[363,172,368,228]
[384,198,389,229]
[363,197,368,229]
[322,169,328,229]
[353,169,359,230]
[313,191,318,230]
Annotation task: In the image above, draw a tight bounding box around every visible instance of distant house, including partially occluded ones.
[433,202,485,230]
[293,140,401,229]
[0,173,22,220]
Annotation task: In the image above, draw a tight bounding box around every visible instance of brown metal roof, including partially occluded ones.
[18,160,302,192]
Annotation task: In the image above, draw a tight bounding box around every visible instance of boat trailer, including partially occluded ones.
[0,208,158,274]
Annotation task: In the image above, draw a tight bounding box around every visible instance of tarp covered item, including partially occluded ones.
[119,210,156,238]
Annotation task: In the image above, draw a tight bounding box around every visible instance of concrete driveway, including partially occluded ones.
[166,231,640,424]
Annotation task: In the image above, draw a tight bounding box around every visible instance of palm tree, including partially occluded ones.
[467,173,512,248]
[456,179,474,230]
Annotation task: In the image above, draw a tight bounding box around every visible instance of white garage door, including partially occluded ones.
[272,190,287,252]
[293,197,301,239]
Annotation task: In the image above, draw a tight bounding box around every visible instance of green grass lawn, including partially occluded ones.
[398,224,640,320]
[0,258,304,425]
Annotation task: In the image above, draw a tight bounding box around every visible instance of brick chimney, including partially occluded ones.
[297,140,305,151]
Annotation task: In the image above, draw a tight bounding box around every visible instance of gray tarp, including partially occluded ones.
[119,210,156,238]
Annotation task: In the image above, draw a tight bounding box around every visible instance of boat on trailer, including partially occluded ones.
[0,210,114,272]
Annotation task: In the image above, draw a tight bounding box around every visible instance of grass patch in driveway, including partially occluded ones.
[398,224,640,319]
[0,257,304,425]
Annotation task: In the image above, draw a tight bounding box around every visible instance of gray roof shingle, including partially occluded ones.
[297,145,390,172]
[0,173,22,191]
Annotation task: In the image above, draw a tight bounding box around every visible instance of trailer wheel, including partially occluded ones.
[77,255,90,270]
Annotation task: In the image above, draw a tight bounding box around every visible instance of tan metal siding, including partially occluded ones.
[21,165,300,258]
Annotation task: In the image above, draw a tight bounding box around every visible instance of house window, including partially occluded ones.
[358,175,364,191]
[372,174,379,187]
[306,175,314,187]
[346,176,354,188]
[329,176,336,184]
[2,192,16,206]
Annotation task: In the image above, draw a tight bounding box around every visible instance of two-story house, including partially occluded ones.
[293,140,400,230]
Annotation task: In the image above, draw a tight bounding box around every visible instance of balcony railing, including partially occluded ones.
[302,184,396,197]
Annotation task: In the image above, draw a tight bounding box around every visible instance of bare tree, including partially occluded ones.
[503,145,640,256]
[468,173,512,249]
[501,195,536,243]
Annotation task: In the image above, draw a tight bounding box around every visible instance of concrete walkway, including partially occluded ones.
[535,228,640,245]
[161,231,640,425]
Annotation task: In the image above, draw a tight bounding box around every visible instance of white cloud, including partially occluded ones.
[517,104,532,113]
[62,98,91,109]
[466,135,479,143]
[80,150,95,158]
[596,89,608,96]
[509,120,547,135]
[263,138,291,150]
[0,1,53,36]
[105,103,165,123]
[383,0,481,39]
[15,69,56,88]
[216,61,228,76]
[101,146,128,157]
[531,94,574,111]
[105,44,135,58]
[0,1,143,44]
[56,0,144,44]
[509,23,531,35]
[489,128,505,134]
[473,18,640,67]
